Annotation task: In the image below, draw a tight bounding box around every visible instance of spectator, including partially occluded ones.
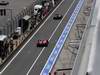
[0,46,5,60]
[9,38,14,52]
[4,41,9,56]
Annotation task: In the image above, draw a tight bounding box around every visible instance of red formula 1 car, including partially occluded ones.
[37,40,49,47]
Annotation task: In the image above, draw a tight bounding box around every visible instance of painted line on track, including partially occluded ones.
[0,0,65,74]
[26,0,76,74]
[40,0,85,74]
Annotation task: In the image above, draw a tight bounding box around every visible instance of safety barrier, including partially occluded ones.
[40,0,85,74]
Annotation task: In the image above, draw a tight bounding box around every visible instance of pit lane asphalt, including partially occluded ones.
[28,0,80,75]
[1,0,79,75]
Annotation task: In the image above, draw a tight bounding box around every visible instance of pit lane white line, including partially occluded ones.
[0,0,64,74]
[26,0,76,74]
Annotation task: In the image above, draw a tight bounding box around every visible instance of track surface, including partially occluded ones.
[1,0,79,75]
